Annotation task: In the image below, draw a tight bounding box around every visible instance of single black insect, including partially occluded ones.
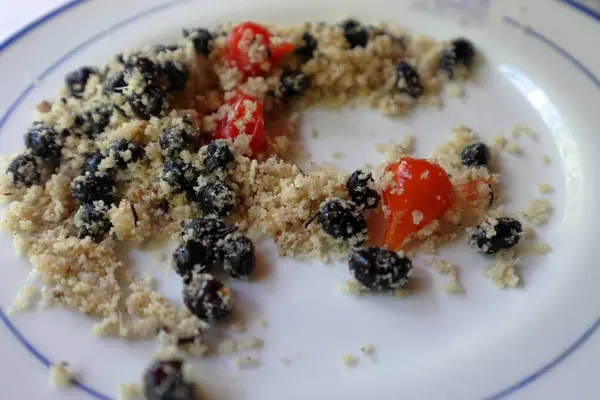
[6,153,41,187]
[107,138,143,168]
[182,28,214,57]
[469,217,522,254]
[221,235,255,279]
[279,70,311,99]
[308,198,367,245]
[183,274,232,322]
[191,181,236,216]
[296,32,318,63]
[128,84,167,120]
[103,72,126,94]
[74,104,112,138]
[349,247,413,290]
[180,216,236,242]
[173,239,221,278]
[83,151,104,174]
[461,142,491,169]
[341,19,369,48]
[75,202,112,241]
[25,122,62,162]
[143,359,196,400]
[395,61,423,98]
[71,172,116,204]
[159,123,196,159]
[203,140,234,173]
[439,38,476,78]
[160,160,199,193]
[65,66,99,97]
[347,170,380,209]
[160,61,188,92]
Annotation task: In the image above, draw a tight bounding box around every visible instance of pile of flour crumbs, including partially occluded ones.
[0,19,552,398]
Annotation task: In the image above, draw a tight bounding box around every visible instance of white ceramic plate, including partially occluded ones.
[1,0,600,399]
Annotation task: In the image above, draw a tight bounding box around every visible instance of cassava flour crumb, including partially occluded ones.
[484,250,520,289]
[521,198,553,225]
[232,355,259,369]
[0,17,555,397]
[341,354,359,367]
[538,184,553,194]
[430,259,464,294]
[49,362,73,387]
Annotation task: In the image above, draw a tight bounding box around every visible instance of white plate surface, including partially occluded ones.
[1,0,600,399]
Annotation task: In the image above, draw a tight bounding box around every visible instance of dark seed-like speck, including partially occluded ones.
[469,217,522,255]
[221,235,255,279]
[347,170,380,209]
[296,32,318,63]
[107,138,143,168]
[75,202,112,241]
[461,142,490,169]
[160,160,198,193]
[128,84,167,120]
[143,359,196,400]
[183,274,232,322]
[182,28,214,57]
[7,153,40,187]
[65,66,99,97]
[161,61,188,92]
[395,61,422,98]
[341,19,369,48]
[204,140,233,173]
[192,181,236,217]
[159,123,196,159]
[279,70,311,99]
[315,198,366,244]
[173,239,220,278]
[180,216,235,242]
[71,172,116,204]
[83,151,104,174]
[25,122,62,162]
[349,247,413,290]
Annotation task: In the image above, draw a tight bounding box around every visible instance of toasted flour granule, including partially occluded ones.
[49,363,72,387]
[9,285,39,313]
[541,155,552,165]
[341,354,359,367]
[430,259,464,294]
[484,250,520,289]
[521,198,553,225]
[339,280,363,297]
[509,124,538,140]
[232,355,259,369]
[118,383,142,400]
[359,344,375,357]
[538,184,553,194]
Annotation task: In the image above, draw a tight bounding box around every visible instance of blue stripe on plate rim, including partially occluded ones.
[0,1,598,399]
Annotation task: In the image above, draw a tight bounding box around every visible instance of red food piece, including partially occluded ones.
[225,22,294,78]
[382,157,455,249]
[214,90,266,153]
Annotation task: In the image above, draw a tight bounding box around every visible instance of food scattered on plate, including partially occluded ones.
[0,18,552,397]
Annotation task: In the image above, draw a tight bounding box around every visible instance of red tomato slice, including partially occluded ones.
[382,158,454,249]
[214,90,266,153]
[225,21,294,78]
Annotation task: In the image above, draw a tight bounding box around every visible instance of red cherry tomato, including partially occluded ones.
[225,22,294,78]
[214,90,266,153]
[382,157,454,249]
